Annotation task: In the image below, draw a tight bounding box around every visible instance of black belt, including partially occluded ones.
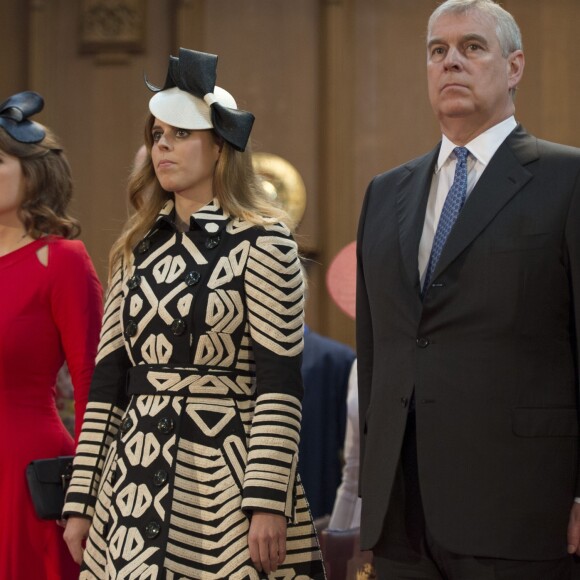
[126,364,255,398]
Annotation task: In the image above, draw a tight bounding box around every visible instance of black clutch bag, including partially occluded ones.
[25,455,74,520]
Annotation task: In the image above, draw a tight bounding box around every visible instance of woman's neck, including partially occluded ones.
[173,193,213,232]
[0,221,32,257]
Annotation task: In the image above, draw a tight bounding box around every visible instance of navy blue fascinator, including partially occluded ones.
[0,91,46,144]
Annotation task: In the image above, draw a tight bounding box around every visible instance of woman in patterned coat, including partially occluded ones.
[63,48,325,580]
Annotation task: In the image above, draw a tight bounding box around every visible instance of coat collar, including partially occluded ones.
[148,197,231,238]
[396,145,440,295]
[396,125,538,296]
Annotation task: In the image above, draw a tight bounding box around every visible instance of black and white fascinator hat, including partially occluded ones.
[0,91,46,144]
[147,48,255,152]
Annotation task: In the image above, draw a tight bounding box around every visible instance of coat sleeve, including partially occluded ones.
[565,170,580,496]
[63,260,132,518]
[356,178,375,498]
[240,224,305,520]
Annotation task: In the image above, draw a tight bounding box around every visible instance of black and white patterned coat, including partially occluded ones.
[64,199,325,579]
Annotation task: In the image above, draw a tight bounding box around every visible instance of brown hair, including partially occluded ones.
[109,114,291,278]
[0,126,80,239]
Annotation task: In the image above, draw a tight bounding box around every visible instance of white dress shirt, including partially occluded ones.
[418,116,518,284]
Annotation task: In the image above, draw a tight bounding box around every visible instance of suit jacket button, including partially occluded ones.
[416,337,430,348]
[121,417,134,433]
[400,397,408,407]
[144,521,161,539]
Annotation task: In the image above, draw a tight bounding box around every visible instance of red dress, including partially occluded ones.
[0,237,103,580]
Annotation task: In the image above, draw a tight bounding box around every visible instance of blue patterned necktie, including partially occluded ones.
[423,146,470,293]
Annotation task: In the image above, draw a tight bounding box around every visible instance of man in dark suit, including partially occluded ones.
[356,0,580,578]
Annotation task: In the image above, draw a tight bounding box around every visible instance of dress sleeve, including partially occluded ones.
[49,240,103,442]
[241,224,305,520]
[63,259,132,519]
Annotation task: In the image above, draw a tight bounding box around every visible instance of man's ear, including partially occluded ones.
[507,49,525,91]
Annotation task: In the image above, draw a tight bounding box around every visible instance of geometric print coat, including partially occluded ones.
[63,199,326,579]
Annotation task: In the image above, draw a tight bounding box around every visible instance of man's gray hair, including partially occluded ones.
[428,0,523,56]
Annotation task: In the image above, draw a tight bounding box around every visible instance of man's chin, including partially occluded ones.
[436,103,475,120]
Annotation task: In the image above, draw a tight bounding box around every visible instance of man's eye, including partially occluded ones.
[431,47,445,58]
[467,43,482,51]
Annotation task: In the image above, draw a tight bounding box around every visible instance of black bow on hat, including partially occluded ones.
[146,48,254,152]
[0,91,46,144]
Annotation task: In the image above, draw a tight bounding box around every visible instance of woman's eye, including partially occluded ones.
[176,129,190,138]
[152,131,162,142]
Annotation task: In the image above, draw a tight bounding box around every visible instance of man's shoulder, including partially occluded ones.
[535,137,580,159]
[509,126,580,163]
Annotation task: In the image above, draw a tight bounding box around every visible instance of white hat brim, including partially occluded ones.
[149,86,237,130]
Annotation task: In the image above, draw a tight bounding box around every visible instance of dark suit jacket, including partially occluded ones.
[299,327,356,518]
[356,126,580,560]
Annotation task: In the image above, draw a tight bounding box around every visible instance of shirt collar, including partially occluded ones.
[436,116,517,172]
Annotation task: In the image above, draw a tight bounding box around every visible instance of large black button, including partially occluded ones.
[185,271,201,286]
[153,470,168,487]
[125,319,138,338]
[157,417,174,434]
[137,239,150,254]
[144,521,161,539]
[170,318,186,336]
[128,275,141,290]
[121,417,133,433]
[416,337,430,348]
[205,235,220,249]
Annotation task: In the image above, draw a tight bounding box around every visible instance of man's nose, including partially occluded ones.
[443,47,462,69]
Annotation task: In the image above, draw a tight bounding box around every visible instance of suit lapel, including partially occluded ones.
[396,146,440,295]
[431,126,538,282]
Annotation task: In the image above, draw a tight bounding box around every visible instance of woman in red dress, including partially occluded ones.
[0,91,103,579]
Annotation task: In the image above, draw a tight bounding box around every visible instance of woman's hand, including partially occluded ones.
[247,511,287,574]
[63,516,91,564]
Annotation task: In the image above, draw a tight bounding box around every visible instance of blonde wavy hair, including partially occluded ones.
[0,126,80,239]
[109,114,291,278]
